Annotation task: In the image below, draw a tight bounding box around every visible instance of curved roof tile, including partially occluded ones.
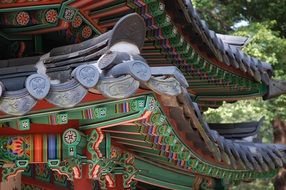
[181,0,273,82]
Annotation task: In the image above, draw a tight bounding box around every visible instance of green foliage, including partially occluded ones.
[193,0,286,189]
[192,0,286,38]
[205,99,274,143]
[231,179,274,190]
[234,22,286,78]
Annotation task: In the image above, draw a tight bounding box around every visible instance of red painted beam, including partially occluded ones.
[83,0,117,11]
[90,6,130,20]
[69,0,93,8]
[0,92,107,117]
[0,90,149,118]
[99,21,116,29]
[0,120,79,136]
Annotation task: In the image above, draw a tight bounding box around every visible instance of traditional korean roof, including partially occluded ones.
[208,117,264,139]
[1,0,286,107]
[216,34,250,49]
[0,1,286,189]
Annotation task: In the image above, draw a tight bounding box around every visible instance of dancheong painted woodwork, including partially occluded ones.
[0,1,286,190]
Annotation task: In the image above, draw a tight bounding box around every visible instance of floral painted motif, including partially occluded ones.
[0,136,31,161]
[72,15,82,28]
[64,130,77,144]
[16,11,30,26]
[64,8,75,21]
[6,136,30,157]
[45,9,58,23]
[81,26,92,39]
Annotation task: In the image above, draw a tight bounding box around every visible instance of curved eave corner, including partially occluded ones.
[157,0,282,101]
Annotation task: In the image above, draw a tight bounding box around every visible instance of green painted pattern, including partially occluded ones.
[135,158,196,190]
[1,95,147,128]
[0,93,279,184]
[22,164,70,188]
[53,171,69,187]
[58,0,101,35]
[86,130,138,189]
[0,93,279,182]
[22,164,32,177]
[0,2,100,37]
[62,129,87,159]
[128,0,268,99]
[2,160,29,181]
[34,164,51,182]
[107,94,279,182]
[21,184,42,190]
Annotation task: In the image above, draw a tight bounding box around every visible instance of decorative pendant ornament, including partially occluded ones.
[63,129,78,145]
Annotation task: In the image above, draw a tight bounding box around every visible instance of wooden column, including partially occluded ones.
[107,175,125,190]
[74,178,94,190]
[73,165,94,190]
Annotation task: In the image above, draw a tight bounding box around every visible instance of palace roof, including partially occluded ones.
[0,1,286,189]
